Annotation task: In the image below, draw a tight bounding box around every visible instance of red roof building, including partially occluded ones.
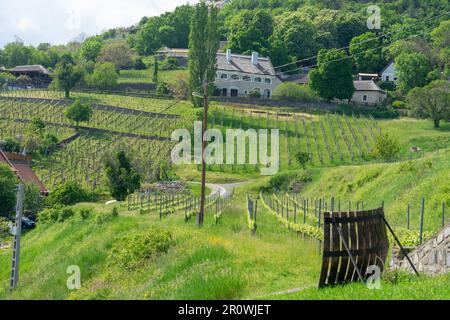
[0,150,48,195]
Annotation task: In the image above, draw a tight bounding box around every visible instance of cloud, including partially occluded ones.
[0,0,198,47]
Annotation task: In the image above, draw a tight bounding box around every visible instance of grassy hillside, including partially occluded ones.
[0,180,322,300]
[0,175,448,300]
[299,151,449,233]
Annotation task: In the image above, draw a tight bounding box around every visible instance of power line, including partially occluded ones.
[193,9,449,93]
[272,10,450,71]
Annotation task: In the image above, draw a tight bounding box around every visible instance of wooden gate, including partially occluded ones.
[319,208,389,287]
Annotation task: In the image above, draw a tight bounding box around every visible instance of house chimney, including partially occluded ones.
[251,52,259,65]
[226,49,232,62]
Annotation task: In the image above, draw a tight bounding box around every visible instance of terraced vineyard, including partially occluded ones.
[206,106,392,171]
[0,91,194,190]
[0,97,184,139]
[33,132,174,189]
[0,89,192,115]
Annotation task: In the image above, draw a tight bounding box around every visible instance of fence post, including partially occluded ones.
[303,200,306,224]
[318,199,322,228]
[407,204,410,230]
[420,197,425,245]
[294,202,297,224]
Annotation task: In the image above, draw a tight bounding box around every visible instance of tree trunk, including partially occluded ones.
[65,90,70,99]
[434,119,440,128]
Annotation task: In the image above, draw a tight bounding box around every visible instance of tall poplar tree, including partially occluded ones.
[188,1,220,108]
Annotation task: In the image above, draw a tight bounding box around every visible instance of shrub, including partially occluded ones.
[108,228,173,270]
[86,62,118,89]
[160,57,179,71]
[392,101,406,109]
[378,81,396,91]
[57,207,75,222]
[156,81,172,97]
[273,83,319,102]
[0,217,10,243]
[0,163,17,217]
[24,183,45,216]
[95,207,119,225]
[111,207,119,217]
[373,133,401,162]
[38,207,75,224]
[248,90,261,98]
[47,182,97,206]
[0,137,21,152]
[133,57,147,70]
[295,151,310,168]
[78,207,93,219]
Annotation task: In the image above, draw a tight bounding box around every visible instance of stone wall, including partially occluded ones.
[393,224,450,275]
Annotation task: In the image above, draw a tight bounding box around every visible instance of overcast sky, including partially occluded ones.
[0,0,198,48]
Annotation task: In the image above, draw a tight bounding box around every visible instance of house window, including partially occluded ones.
[221,74,228,79]
[385,76,390,81]
[363,95,368,102]
[230,88,239,97]
[265,78,271,84]
[254,77,262,83]
[264,89,271,98]
[231,74,239,80]
[243,75,251,82]
[222,88,228,96]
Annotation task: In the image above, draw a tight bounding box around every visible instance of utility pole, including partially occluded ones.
[10,184,25,291]
[197,80,209,227]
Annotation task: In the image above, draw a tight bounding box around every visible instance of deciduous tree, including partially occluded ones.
[408,80,450,128]
[310,49,355,101]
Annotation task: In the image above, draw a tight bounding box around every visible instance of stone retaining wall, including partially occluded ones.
[393,224,450,275]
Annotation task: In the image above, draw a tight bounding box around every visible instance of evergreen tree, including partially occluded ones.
[105,151,141,201]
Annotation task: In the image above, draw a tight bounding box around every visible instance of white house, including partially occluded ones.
[380,61,397,82]
[215,50,282,98]
[352,80,387,105]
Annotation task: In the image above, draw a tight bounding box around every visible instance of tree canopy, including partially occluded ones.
[310,49,355,101]
[65,100,93,127]
[408,80,450,128]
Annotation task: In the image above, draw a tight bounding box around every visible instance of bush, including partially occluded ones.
[262,170,312,193]
[108,228,173,270]
[378,81,396,91]
[373,133,400,161]
[78,207,93,219]
[156,81,172,97]
[0,137,21,152]
[248,90,261,98]
[38,207,75,224]
[47,182,97,206]
[133,57,147,70]
[295,151,310,168]
[160,57,179,71]
[0,163,17,217]
[86,62,118,89]
[0,72,16,87]
[0,217,11,243]
[95,207,119,225]
[392,101,406,109]
[273,83,319,102]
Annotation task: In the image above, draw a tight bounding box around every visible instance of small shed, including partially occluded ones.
[10,65,52,83]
